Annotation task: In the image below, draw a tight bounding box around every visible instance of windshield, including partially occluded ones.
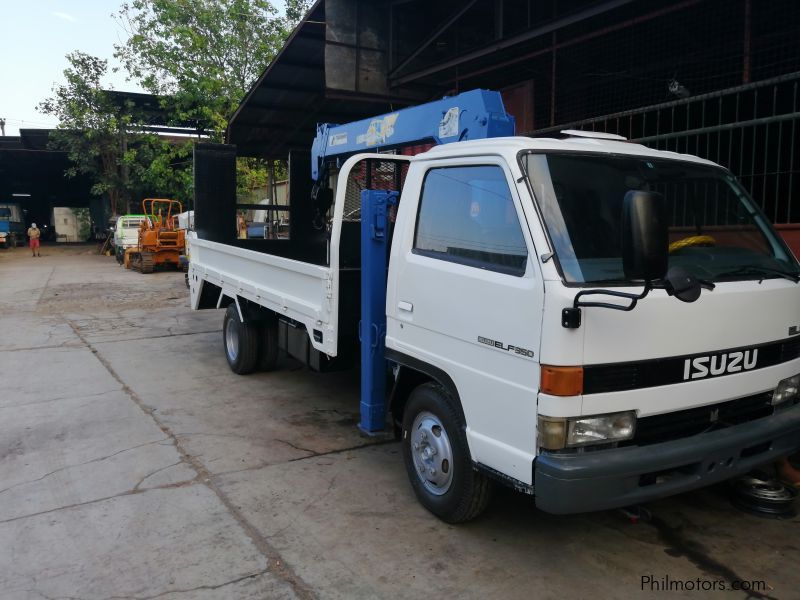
[121,218,145,229]
[523,152,800,284]
[0,205,21,222]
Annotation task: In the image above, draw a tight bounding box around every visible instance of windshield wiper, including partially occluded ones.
[714,266,800,283]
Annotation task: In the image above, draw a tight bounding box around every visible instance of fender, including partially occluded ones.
[385,348,465,426]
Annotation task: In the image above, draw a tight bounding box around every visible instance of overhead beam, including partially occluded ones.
[236,103,379,122]
[391,0,638,85]
[252,82,322,94]
[230,122,309,133]
[447,0,700,85]
[389,0,479,78]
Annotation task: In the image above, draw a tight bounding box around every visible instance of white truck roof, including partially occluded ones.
[417,135,721,169]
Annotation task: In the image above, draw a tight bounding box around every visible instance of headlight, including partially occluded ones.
[538,411,636,450]
[772,374,800,406]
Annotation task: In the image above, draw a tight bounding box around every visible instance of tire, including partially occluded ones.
[222,304,259,374]
[257,313,280,371]
[401,383,492,523]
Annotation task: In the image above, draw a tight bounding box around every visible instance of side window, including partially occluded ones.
[414,165,528,276]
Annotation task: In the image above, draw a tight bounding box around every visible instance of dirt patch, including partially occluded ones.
[0,244,190,314]
[36,280,187,313]
[0,243,103,258]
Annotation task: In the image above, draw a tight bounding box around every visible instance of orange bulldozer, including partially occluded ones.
[126,198,186,273]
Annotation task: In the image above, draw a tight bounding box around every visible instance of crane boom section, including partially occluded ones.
[310,89,515,180]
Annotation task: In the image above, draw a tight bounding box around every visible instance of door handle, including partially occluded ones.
[398,301,414,312]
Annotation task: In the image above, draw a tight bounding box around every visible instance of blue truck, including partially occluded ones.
[0,203,25,249]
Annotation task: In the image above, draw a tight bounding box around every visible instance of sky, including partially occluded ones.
[1,1,287,136]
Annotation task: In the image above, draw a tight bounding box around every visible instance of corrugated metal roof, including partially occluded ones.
[227,0,403,158]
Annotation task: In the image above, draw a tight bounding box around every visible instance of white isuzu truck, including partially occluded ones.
[189,90,800,522]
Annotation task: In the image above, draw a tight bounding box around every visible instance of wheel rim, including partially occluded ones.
[410,411,454,495]
[225,318,239,362]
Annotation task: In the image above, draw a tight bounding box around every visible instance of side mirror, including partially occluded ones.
[663,266,702,302]
[622,190,668,282]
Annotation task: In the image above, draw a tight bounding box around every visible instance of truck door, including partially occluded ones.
[387,157,544,484]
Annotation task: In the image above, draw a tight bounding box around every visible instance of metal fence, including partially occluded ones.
[532,72,800,226]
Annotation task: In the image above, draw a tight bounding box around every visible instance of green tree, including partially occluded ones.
[72,208,92,240]
[128,136,196,208]
[285,0,312,24]
[42,2,313,217]
[38,51,195,214]
[114,0,303,136]
[115,0,311,202]
[38,51,135,215]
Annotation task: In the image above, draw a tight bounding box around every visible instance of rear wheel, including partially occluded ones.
[402,383,492,523]
[258,313,279,371]
[222,304,259,374]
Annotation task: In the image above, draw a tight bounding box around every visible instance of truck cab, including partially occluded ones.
[0,203,25,248]
[113,214,149,263]
[384,135,800,518]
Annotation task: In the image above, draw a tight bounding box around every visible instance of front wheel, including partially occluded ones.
[222,304,259,374]
[402,383,492,523]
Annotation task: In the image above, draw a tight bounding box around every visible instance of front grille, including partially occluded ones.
[621,392,775,447]
[583,337,800,394]
[781,337,800,362]
[584,364,640,393]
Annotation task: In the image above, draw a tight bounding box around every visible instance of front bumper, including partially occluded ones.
[534,402,800,514]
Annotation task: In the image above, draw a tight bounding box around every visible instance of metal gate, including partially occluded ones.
[532,72,800,243]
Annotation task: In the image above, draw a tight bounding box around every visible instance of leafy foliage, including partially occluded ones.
[40,0,313,216]
[72,208,92,240]
[285,0,312,24]
[38,51,137,214]
[38,51,194,214]
[114,0,305,135]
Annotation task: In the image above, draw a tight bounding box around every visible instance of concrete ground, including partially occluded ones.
[0,244,797,600]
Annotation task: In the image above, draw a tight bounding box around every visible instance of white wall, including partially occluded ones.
[52,207,89,242]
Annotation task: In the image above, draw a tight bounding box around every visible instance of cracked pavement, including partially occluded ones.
[1,246,798,599]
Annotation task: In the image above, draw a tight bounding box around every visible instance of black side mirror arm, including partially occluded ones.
[561,272,717,329]
[562,282,653,329]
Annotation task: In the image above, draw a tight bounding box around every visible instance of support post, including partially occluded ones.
[359,189,399,434]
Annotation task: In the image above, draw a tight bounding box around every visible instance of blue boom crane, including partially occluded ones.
[310,89,516,433]
[311,89,515,182]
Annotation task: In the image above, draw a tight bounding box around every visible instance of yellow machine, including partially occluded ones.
[128,199,185,273]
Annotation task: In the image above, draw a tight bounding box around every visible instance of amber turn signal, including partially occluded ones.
[540,365,584,396]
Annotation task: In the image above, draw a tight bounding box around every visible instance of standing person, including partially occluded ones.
[27,223,41,257]
[237,212,248,239]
